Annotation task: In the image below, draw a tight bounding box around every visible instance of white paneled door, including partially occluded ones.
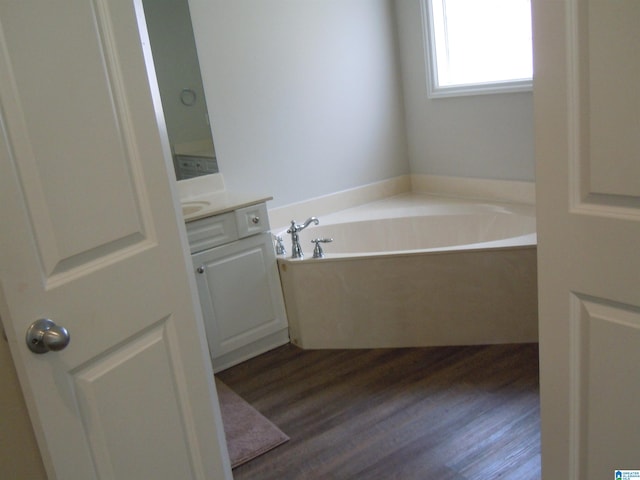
[0,1,231,479]
[534,0,640,478]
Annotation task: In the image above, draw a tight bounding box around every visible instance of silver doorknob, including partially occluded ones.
[26,319,70,354]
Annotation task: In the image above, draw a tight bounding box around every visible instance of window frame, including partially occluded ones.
[421,0,533,99]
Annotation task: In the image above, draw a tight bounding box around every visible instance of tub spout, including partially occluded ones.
[287,217,319,259]
[298,217,319,231]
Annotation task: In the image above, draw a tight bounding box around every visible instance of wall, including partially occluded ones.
[188,0,410,208]
[394,0,535,182]
[0,333,47,479]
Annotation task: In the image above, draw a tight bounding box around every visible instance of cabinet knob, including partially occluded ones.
[196,265,205,274]
[251,216,260,225]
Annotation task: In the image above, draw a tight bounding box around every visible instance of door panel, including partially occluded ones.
[2,0,149,279]
[72,319,195,479]
[571,296,640,479]
[586,0,640,197]
[534,0,640,478]
[570,0,640,209]
[0,1,231,478]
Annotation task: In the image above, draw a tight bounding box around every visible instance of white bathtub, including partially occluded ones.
[276,193,538,349]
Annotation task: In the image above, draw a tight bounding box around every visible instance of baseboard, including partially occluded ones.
[211,329,290,373]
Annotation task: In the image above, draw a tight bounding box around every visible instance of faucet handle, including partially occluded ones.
[274,235,286,256]
[311,238,333,258]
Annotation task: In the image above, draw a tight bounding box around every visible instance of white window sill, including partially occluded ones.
[427,80,532,99]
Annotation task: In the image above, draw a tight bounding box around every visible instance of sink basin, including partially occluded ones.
[181,201,210,216]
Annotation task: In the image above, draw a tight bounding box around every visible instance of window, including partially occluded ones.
[423,0,533,97]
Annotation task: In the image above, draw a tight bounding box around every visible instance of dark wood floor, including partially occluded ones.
[216,343,540,480]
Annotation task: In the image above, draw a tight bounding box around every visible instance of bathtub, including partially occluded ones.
[275,193,538,349]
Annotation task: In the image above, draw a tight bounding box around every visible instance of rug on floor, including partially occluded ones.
[215,378,289,468]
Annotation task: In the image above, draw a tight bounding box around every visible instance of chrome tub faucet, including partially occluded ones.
[287,217,319,259]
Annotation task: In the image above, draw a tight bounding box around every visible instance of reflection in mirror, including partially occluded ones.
[141,0,218,180]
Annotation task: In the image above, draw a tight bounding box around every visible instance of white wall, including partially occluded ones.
[394,0,535,182]
[0,333,47,479]
[188,0,410,208]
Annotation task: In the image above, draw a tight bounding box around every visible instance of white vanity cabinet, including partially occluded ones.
[186,203,289,371]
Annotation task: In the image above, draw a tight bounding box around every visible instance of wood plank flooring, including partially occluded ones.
[216,343,540,480]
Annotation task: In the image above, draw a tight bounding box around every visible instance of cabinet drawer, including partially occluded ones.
[186,212,238,253]
[235,203,269,238]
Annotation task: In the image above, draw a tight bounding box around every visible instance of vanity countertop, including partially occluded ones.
[182,190,273,223]
[178,173,272,223]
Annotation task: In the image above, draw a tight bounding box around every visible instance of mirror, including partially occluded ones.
[141,0,218,180]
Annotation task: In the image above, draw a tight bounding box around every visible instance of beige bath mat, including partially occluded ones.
[215,378,289,468]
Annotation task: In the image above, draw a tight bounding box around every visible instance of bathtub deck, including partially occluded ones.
[217,342,541,480]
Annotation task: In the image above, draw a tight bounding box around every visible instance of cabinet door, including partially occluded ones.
[193,232,287,359]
